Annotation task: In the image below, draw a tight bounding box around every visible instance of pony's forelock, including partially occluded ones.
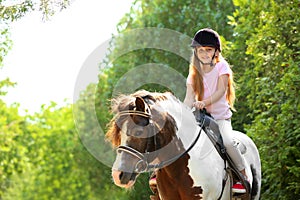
[105,119,121,147]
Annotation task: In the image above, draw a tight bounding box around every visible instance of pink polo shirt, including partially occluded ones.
[187,59,232,120]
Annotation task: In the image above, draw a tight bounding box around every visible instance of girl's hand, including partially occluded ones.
[193,101,206,109]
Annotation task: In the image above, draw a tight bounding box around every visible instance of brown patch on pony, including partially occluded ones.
[155,140,203,200]
[153,111,177,150]
[148,116,203,199]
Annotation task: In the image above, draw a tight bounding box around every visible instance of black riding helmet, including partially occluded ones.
[191,28,222,52]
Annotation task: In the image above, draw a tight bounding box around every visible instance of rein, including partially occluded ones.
[150,119,204,170]
[116,110,205,173]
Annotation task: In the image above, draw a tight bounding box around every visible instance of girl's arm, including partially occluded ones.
[203,74,228,106]
[184,84,195,108]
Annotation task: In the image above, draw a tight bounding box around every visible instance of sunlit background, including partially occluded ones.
[1,0,133,113]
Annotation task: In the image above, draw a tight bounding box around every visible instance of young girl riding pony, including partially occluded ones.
[149,28,248,196]
[184,28,247,193]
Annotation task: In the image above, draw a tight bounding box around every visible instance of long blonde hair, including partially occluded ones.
[189,52,236,111]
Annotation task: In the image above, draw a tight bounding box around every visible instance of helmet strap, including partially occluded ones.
[210,49,217,67]
[194,49,216,67]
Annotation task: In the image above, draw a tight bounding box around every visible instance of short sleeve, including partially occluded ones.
[186,73,193,85]
[217,60,232,77]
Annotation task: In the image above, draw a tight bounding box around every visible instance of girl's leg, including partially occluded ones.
[217,119,246,172]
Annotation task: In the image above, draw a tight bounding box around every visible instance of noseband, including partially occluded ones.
[117,145,151,173]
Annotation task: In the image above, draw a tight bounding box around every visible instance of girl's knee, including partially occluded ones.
[222,137,235,147]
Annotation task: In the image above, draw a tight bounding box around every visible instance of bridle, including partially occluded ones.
[116,109,158,173]
[116,108,205,174]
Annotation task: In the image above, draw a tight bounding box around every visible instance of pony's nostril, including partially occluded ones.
[119,171,123,180]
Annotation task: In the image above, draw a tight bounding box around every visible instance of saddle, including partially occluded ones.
[193,109,251,200]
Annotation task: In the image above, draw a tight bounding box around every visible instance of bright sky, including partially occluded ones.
[0,0,133,114]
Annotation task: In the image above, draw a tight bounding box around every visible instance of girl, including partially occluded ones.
[184,28,247,193]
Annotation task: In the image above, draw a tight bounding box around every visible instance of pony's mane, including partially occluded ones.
[105,90,176,147]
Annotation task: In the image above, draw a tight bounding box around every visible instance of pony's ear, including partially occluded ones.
[135,97,146,112]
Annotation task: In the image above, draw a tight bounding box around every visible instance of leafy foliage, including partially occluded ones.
[0,0,71,22]
[1,103,90,199]
[0,100,25,197]
[228,0,300,199]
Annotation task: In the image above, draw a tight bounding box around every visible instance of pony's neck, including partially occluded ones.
[159,95,200,150]
[153,94,204,199]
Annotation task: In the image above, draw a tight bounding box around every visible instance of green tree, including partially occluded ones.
[1,103,93,199]
[0,99,26,197]
[228,0,300,199]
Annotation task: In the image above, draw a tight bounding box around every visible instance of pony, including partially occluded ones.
[106,90,261,200]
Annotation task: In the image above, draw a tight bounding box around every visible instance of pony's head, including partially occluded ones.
[105,90,179,188]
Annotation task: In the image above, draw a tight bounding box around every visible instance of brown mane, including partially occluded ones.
[105,90,175,148]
